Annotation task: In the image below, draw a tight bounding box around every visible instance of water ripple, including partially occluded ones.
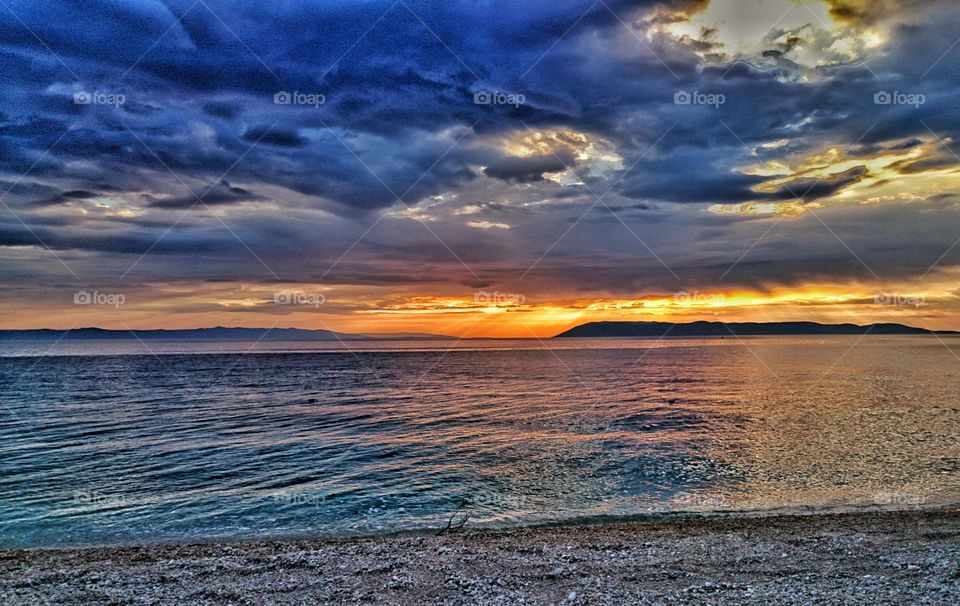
[1,336,959,547]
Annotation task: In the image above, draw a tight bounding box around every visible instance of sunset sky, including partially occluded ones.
[1,0,959,337]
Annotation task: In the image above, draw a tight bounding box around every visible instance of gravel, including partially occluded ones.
[1,508,957,605]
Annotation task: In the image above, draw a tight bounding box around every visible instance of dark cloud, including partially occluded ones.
[825,0,940,25]
[889,138,924,151]
[202,101,241,119]
[147,179,267,209]
[766,166,868,203]
[31,190,101,207]
[0,0,958,306]
[483,151,574,183]
[241,126,308,147]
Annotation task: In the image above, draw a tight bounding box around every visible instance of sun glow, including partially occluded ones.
[652,0,892,71]
[500,128,624,184]
[340,283,955,337]
[4,276,958,337]
[710,137,960,216]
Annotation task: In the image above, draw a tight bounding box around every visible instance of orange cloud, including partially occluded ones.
[7,277,958,338]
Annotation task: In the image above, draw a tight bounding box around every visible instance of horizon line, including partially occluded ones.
[2,319,957,340]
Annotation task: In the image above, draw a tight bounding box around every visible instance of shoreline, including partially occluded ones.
[3,508,957,605]
[4,500,957,552]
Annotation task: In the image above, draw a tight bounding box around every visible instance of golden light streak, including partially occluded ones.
[712,137,960,216]
[707,201,818,216]
[3,278,959,338]
[0,268,960,338]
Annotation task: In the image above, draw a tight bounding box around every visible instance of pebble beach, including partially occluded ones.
[2,508,957,605]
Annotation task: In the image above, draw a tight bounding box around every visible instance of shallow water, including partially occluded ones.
[1,336,958,547]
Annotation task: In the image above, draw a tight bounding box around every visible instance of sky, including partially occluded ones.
[1,0,959,337]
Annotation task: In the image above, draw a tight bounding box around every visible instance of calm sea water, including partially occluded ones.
[1,336,958,548]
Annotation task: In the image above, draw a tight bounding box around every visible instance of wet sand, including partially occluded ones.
[2,508,958,605]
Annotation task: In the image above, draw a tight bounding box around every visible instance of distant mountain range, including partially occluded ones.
[1,321,953,342]
[554,320,956,338]
[0,327,454,341]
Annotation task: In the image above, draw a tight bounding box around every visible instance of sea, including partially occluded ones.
[1,336,958,548]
